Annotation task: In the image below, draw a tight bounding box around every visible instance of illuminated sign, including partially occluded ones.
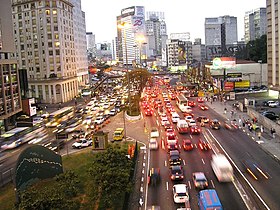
[235,80,250,88]
[224,81,234,91]
[212,57,236,70]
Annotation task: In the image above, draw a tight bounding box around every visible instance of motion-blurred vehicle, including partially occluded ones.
[192,172,208,189]
[211,154,233,182]
[209,119,221,130]
[182,139,194,151]
[149,138,159,150]
[170,165,184,181]
[198,104,209,110]
[198,139,211,151]
[148,168,160,186]
[242,159,269,180]
[198,189,223,210]
[190,125,201,135]
[150,127,159,138]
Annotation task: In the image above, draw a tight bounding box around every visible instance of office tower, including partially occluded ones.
[192,38,206,63]
[96,42,112,61]
[86,32,96,61]
[244,8,267,43]
[70,0,88,87]
[205,15,237,59]
[145,11,168,59]
[116,6,145,66]
[11,0,81,103]
[267,0,280,90]
[0,0,22,131]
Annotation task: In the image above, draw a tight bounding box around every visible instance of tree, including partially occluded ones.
[88,145,133,209]
[246,35,267,63]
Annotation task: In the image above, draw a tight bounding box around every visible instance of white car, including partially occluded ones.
[150,127,160,138]
[83,116,92,125]
[161,114,168,121]
[173,184,189,203]
[94,116,104,125]
[185,115,193,122]
[149,138,159,150]
[267,101,279,108]
[72,139,92,149]
[188,119,196,127]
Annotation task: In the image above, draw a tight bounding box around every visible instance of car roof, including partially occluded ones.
[174,184,187,193]
[193,172,206,179]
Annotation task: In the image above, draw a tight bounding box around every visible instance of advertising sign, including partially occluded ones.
[132,16,145,33]
[178,41,186,64]
[121,6,135,17]
[226,72,242,82]
[224,81,234,91]
[234,80,250,88]
[212,57,236,70]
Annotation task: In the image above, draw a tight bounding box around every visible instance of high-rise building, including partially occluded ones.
[267,0,280,91]
[86,32,96,61]
[192,38,206,63]
[0,0,22,131]
[116,6,145,66]
[70,0,88,87]
[96,42,112,61]
[244,8,267,43]
[11,0,81,104]
[205,15,237,59]
[145,11,168,59]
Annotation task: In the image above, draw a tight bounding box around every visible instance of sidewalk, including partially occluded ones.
[205,100,280,164]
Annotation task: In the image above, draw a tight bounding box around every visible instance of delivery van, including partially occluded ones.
[198,189,223,210]
[211,154,233,182]
[113,128,124,141]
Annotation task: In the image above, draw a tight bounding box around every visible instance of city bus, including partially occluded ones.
[46,106,74,128]
[176,94,191,113]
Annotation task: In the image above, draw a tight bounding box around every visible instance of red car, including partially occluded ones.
[145,109,153,116]
[198,104,209,110]
[188,101,196,107]
[182,139,194,151]
[197,97,204,103]
[190,126,201,135]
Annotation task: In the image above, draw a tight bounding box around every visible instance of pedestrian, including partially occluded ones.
[258,132,261,139]
[260,125,264,133]
[249,125,253,132]
[224,107,227,114]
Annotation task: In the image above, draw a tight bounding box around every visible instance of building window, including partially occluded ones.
[46,10,50,15]
[49,50,53,56]
[48,42,52,47]
[54,26,58,31]
[53,10,57,15]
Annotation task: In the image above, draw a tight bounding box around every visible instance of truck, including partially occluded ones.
[211,154,233,182]
[113,128,124,141]
[177,120,189,134]
[198,189,223,210]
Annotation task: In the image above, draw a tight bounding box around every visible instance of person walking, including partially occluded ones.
[258,132,261,140]
[224,107,227,114]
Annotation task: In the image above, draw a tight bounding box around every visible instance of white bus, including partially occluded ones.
[176,94,191,113]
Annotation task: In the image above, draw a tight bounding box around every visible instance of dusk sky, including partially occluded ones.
[81,0,266,43]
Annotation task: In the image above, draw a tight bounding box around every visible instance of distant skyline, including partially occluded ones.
[81,0,266,43]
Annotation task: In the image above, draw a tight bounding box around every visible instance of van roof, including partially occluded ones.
[199,189,222,207]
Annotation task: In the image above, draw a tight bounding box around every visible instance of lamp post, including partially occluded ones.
[136,35,146,67]
[258,60,262,86]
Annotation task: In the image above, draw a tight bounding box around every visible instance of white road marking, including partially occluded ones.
[166,181,169,191]
[143,163,145,167]
[210,180,215,188]
[188,180,192,189]
[165,160,167,167]
[201,158,205,164]
[3,168,12,175]
[11,149,20,154]
[183,160,186,165]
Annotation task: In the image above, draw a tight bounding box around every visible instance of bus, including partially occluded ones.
[176,94,191,113]
[46,106,74,128]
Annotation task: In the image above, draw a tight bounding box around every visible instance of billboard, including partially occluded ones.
[132,6,145,33]
[224,81,234,91]
[178,41,186,64]
[212,57,236,70]
[226,73,242,82]
[234,80,250,88]
[121,6,135,17]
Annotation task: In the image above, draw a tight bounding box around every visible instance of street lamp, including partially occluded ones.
[258,60,263,86]
[135,35,146,67]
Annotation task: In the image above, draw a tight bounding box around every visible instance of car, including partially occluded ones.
[188,100,196,107]
[82,116,92,125]
[109,108,117,116]
[150,127,160,138]
[261,110,276,116]
[182,139,194,151]
[197,97,204,103]
[72,130,85,139]
[198,104,209,110]
[72,139,92,149]
[198,139,211,150]
[209,119,221,129]
[170,165,184,180]
[183,112,194,118]
[43,140,65,152]
[169,150,181,165]
[242,159,269,180]
[160,113,168,121]
[190,125,201,135]
[172,184,189,204]
[262,112,279,121]
[145,109,153,116]
[196,116,209,123]
[192,172,208,189]
[185,115,193,122]
[188,119,197,127]
[149,138,159,150]
[94,116,105,125]
[148,168,161,186]
[167,140,179,152]
[163,120,172,130]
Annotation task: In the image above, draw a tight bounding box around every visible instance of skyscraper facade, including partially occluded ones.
[116,6,145,66]
[70,0,88,87]
[11,0,82,104]
[86,32,96,61]
[244,8,267,43]
[0,0,22,131]
[267,0,280,91]
[205,16,238,59]
[145,11,168,59]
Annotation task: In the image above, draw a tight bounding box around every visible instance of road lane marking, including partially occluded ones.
[165,160,167,167]
[210,180,215,188]
[201,158,205,164]
[183,160,186,165]
[3,168,13,175]
[11,149,20,154]
[188,180,191,189]
[166,181,169,191]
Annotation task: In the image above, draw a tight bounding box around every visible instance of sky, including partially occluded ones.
[81,0,266,44]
